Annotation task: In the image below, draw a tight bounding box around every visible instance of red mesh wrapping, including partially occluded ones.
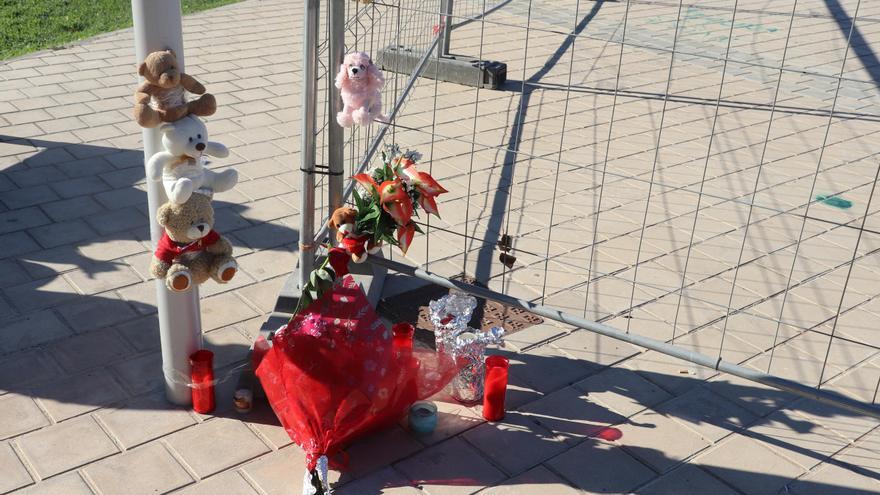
[255,275,459,471]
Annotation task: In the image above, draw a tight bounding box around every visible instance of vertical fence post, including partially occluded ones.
[300,0,320,289]
[439,0,454,57]
[131,0,201,406]
[328,0,346,232]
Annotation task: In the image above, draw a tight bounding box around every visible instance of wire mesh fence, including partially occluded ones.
[303,0,880,412]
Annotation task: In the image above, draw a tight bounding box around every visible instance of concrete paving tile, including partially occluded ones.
[634,464,738,495]
[518,387,626,445]
[654,386,757,443]
[574,367,672,418]
[41,196,106,222]
[551,330,641,367]
[112,351,163,395]
[624,350,718,397]
[177,470,259,495]
[0,231,41,259]
[166,418,270,478]
[116,281,157,315]
[0,441,33,493]
[546,438,657,494]
[47,326,132,373]
[48,176,111,199]
[0,310,73,353]
[4,275,79,313]
[789,462,880,495]
[16,415,119,478]
[32,369,128,422]
[336,466,422,494]
[339,426,426,481]
[55,294,138,333]
[201,291,259,331]
[787,398,880,443]
[395,437,507,495]
[0,393,49,440]
[409,394,484,446]
[0,207,51,235]
[84,207,147,236]
[617,408,712,473]
[64,263,141,294]
[745,410,851,470]
[0,348,60,392]
[509,344,599,394]
[114,314,159,352]
[84,442,194,494]
[0,260,30,289]
[237,247,298,281]
[97,393,197,449]
[462,411,568,476]
[78,235,146,262]
[13,472,94,495]
[0,184,59,209]
[28,218,97,249]
[482,465,581,495]
[697,433,807,495]
[241,446,308,495]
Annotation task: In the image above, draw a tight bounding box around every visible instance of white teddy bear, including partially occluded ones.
[147,115,237,204]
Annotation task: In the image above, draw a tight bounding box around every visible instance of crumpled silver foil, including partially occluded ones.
[302,455,331,495]
[429,294,478,354]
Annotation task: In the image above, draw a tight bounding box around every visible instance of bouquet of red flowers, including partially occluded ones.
[254,275,460,494]
[351,145,447,254]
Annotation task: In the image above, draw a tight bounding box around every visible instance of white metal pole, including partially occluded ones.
[132,0,201,406]
[299,0,320,289]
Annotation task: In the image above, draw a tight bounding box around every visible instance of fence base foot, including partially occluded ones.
[377,45,507,89]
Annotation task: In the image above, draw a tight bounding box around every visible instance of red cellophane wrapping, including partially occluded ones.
[255,275,460,472]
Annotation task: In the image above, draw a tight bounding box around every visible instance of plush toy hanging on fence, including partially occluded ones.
[335,51,387,127]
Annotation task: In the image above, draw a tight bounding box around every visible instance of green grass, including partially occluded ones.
[0,0,241,60]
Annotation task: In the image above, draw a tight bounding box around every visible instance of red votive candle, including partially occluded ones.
[392,322,415,350]
[190,350,215,414]
[483,355,509,421]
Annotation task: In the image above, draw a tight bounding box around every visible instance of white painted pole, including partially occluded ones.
[131,0,201,405]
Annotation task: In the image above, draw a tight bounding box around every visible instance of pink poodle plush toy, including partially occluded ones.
[335,52,387,127]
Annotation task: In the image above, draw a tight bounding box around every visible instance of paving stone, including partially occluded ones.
[55,294,138,333]
[574,366,672,417]
[113,314,159,352]
[0,260,30,289]
[234,276,285,313]
[84,207,147,235]
[705,371,800,417]
[111,351,163,395]
[518,387,626,445]
[0,393,49,440]
[617,408,712,473]
[336,467,422,494]
[94,188,147,209]
[0,310,73,353]
[49,176,111,198]
[4,275,78,313]
[236,247,298,281]
[13,472,94,495]
[28,218,97,249]
[462,411,568,476]
[78,235,146,262]
[697,433,807,495]
[31,369,127,422]
[84,442,193,494]
[624,350,718,397]
[235,220,299,250]
[654,386,757,442]
[64,261,142,294]
[203,325,252,368]
[0,349,59,392]
[503,322,568,351]
[48,326,132,373]
[509,344,598,393]
[547,438,657,494]
[482,465,581,495]
[117,281,157,315]
[551,329,642,366]
[16,415,119,478]
[745,410,851,470]
[41,196,106,222]
[409,394,484,446]
[177,470,259,495]
[201,291,260,331]
[166,418,270,478]
[787,398,880,442]
[0,207,51,235]
[395,437,506,495]
[97,392,197,449]
[789,462,880,495]
[0,441,32,492]
[241,446,307,495]
[635,464,739,495]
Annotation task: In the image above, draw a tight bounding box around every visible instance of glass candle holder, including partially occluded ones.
[408,401,438,434]
[482,355,509,421]
[190,350,215,414]
[392,322,415,350]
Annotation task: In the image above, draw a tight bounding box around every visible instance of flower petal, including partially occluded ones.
[396,223,415,254]
[402,167,447,196]
[418,193,440,217]
[352,174,379,197]
[383,196,413,226]
[378,179,408,204]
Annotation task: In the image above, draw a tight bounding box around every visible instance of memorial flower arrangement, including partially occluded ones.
[351,145,448,254]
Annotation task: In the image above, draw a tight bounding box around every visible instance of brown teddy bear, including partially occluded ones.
[134,49,217,128]
[328,206,381,263]
[150,192,236,292]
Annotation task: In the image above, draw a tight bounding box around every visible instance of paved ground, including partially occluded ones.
[1,0,880,493]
